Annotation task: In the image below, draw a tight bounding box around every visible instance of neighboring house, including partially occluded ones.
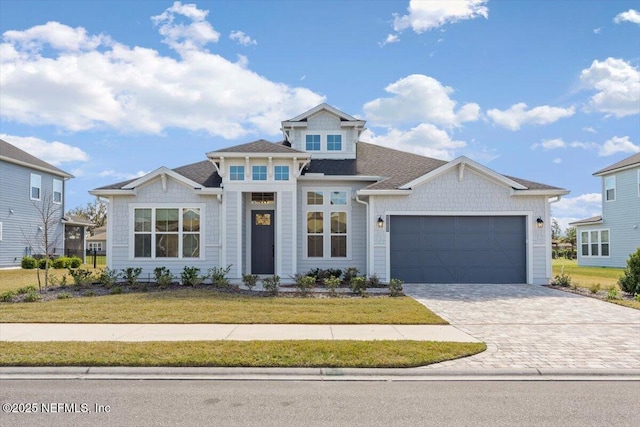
[91,104,568,284]
[87,225,107,253]
[0,138,75,268]
[571,153,640,268]
[63,215,94,264]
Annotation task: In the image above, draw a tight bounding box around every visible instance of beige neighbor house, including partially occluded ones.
[91,104,569,285]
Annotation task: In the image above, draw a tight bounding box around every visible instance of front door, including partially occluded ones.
[251,210,275,274]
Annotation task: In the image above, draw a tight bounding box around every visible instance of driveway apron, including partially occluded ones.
[404,284,640,370]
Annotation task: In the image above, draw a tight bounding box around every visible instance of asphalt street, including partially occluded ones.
[1,379,638,427]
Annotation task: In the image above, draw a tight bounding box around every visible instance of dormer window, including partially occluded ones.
[327,134,342,151]
[306,134,321,151]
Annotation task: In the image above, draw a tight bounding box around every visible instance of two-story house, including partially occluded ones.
[571,153,640,268]
[0,138,78,268]
[91,104,568,285]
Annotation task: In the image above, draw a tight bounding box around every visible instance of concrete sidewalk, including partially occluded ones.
[0,323,480,342]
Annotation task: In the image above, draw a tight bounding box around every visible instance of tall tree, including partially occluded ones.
[67,199,107,235]
[551,219,562,240]
[562,226,577,251]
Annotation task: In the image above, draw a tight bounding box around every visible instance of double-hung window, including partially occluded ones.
[304,189,349,258]
[604,176,615,201]
[580,229,609,257]
[274,165,289,181]
[305,134,321,151]
[53,179,63,204]
[133,207,201,259]
[30,174,41,200]
[252,165,267,181]
[327,134,342,151]
[230,166,244,181]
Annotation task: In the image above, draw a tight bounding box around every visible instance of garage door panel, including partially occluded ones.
[390,215,526,284]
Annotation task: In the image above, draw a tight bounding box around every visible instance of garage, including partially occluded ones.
[390,216,526,284]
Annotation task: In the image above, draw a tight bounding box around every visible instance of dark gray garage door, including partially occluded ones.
[390,216,526,284]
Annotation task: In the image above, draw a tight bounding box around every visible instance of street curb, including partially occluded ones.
[2,366,639,380]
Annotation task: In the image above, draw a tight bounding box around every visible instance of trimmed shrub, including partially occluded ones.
[343,267,359,285]
[367,274,381,288]
[553,272,571,287]
[52,256,70,269]
[68,256,82,268]
[1,291,16,302]
[262,275,280,296]
[122,267,142,288]
[242,274,259,291]
[69,268,94,286]
[99,268,120,288]
[23,291,41,302]
[618,247,640,295]
[181,266,203,287]
[21,256,37,269]
[294,274,316,295]
[38,258,52,269]
[323,276,340,296]
[388,278,404,297]
[349,276,367,296]
[154,267,173,289]
[208,265,231,288]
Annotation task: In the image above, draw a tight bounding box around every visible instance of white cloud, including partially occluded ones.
[393,0,489,33]
[614,9,640,24]
[552,158,562,164]
[569,141,599,150]
[582,126,597,134]
[363,74,480,128]
[0,3,324,138]
[229,30,256,46]
[151,1,220,52]
[487,103,575,130]
[361,124,466,160]
[593,27,602,34]
[379,33,400,47]
[598,136,640,156]
[98,169,147,181]
[0,134,89,166]
[532,138,566,151]
[580,57,640,117]
[551,193,602,222]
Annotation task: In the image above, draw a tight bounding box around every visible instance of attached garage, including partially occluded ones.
[390,215,527,284]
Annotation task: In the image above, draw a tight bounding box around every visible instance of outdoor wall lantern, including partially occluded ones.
[377,216,385,229]
[536,217,544,229]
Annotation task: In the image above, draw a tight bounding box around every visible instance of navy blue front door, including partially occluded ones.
[251,210,275,274]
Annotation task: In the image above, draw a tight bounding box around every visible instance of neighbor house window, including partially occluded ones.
[604,176,615,201]
[580,229,609,257]
[304,189,349,258]
[327,134,342,151]
[30,174,41,200]
[229,166,244,181]
[88,242,102,251]
[252,165,267,181]
[274,165,289,181]
[133,207,201,259]
[53,179,63,204]
[305,134,321,151]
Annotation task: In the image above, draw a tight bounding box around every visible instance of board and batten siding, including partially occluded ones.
[279,190,295,277]
[577,167,640,268]
[0,160,66,268]
[108,176,221,279]
[296,180,368,276]
[371,167,550,284]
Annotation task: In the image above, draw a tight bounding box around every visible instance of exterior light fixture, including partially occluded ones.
[536,217,544,229]
[377,216,384,229]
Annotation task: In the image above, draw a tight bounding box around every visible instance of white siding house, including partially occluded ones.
[91,104,568,285]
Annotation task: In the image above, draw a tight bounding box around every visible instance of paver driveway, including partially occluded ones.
[404,283,640,370]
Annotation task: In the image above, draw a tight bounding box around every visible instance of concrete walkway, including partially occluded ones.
[0,323,479,343]
[403,283,640,370]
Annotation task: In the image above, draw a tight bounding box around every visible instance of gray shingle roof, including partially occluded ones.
[0,138,73,178]
[95,140,562,192]
[569,215,603,226]
[594,152,640,175]
[208,139,305,155]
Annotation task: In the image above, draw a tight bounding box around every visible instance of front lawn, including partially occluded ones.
[0,288,444,324]
[0,341,486,368]
[552,259,623,289]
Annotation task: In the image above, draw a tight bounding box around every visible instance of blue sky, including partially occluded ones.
[1,0,639,231]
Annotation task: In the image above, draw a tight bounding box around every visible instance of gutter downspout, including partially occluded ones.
[355,195,370,276]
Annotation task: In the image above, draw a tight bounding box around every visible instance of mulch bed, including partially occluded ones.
[545,284,637,304]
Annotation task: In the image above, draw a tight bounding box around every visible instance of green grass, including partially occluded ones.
[0,267,102,293]
[552,259,623,289]
[0,341,486,368]
[0,289,445,324]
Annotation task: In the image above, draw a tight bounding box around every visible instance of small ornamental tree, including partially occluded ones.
[618,247,640,295]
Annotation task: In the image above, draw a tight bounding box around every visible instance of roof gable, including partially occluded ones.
[122,166,205,190]
[207,139,305,156]
[0,138,73,178]
[284,103,361,123]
